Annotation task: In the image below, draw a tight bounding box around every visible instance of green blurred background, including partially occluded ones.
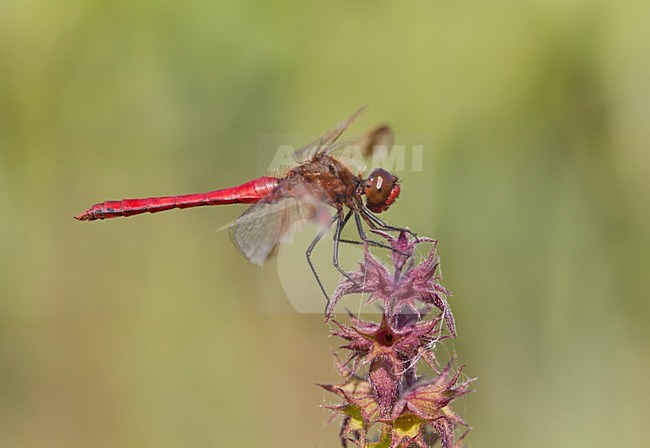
[1,0,649,447]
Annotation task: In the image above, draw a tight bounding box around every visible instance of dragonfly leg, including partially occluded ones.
[353,212,399,252]
[306,214,338,303]
[336,209,387,249]
[338,236,394,250]
[338,236,393,250]
[332,211,361,288]
[337,238,364,246]
[361,206,419,241]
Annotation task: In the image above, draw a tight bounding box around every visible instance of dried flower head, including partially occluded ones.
[326,231,456,337]
[321,231,473,448]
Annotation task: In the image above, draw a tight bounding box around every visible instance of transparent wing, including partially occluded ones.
[293,105,368,162]
[228,188,333,267]
[304,124,396,176]
[354,123,394,158]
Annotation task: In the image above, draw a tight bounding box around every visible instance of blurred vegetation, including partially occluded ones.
[1,0,649,447]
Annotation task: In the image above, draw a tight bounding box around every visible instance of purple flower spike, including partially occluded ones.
[321,230,472,447]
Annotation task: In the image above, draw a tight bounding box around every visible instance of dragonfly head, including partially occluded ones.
[364,168,400,213]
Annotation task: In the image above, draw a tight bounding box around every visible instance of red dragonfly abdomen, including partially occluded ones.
[75,176,280,221]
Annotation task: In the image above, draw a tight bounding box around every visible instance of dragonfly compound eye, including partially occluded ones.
[365,168,400,213]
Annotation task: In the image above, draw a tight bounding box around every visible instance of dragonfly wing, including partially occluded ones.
[293,105,368,162]
[229,194,324,267]
[303,124,395,176]
[355,123,394,158]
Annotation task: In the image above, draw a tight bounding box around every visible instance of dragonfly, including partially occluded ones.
[75,106,411,302]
